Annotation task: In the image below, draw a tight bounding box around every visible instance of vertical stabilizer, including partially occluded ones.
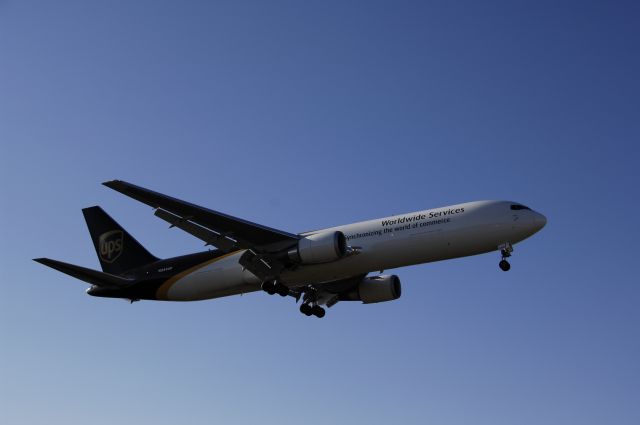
[82,206,159,275]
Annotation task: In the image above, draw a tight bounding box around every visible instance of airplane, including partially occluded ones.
[34,180,547,318]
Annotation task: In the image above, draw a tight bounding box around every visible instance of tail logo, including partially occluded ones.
[99,230,123,263]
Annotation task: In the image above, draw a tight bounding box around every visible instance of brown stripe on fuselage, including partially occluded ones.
[155,250,242,300]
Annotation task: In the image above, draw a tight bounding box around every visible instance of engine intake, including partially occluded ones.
[287,231,347,264]
[341,275,402,304]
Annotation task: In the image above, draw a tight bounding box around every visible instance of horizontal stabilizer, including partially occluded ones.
[33,258,134,287]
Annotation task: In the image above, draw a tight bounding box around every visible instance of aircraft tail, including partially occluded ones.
[82,206,159,275]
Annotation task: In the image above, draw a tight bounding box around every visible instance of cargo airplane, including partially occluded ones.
[34,181,546,318]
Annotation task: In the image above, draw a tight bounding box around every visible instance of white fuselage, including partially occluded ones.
[162,200,546,301]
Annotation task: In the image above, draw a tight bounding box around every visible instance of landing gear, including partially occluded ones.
[312,305,326,318]
[261,280,289,297]
[499,260,511,271]
[498,242,513,272]
[263,281,328,318]
[300,303,325,318]
[276,285,289,297]
[300,303,312,316]
[298,286,326,318]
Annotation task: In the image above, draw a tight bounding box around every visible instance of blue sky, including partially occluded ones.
[1,1,638,424]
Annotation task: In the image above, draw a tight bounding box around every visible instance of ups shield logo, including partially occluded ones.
[99,230,123,263]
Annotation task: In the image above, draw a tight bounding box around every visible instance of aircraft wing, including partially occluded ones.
[102,180,299,253]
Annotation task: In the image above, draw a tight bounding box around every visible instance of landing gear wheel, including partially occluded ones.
[497,242,513,272]
[276,284,289,297]
[499,260,511,272]
[300,303,313,316]
[262,281,276,295]
[263,281,289,296]
[311,305,326,318]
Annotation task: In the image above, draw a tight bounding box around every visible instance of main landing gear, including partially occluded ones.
[299,302,325,318]
[298,285,326,318]
[498,242,513,272]
[261,280,289,297]
[262,280,327,318]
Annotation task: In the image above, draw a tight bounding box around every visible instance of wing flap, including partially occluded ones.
[154,208,239,251]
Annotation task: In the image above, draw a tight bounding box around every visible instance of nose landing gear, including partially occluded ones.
[499,259,511,271]
[498,242,513,272]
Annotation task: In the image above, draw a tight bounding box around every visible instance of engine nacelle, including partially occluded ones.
[341,275,402,304]
[287,231,347,264]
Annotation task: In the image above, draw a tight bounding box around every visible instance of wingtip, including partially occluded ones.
[102,179,120,188]
[102,180,134,193]
[81,205,101,213]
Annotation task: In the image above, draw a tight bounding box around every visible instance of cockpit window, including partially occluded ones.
[510,204,531,211]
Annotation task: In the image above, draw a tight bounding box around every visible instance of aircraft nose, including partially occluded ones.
[533,212,547,231]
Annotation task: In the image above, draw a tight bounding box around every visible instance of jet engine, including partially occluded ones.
[340,275,402,304]
[287,231,347,264]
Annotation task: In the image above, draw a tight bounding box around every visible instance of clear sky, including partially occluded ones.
[1,1,638,424]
